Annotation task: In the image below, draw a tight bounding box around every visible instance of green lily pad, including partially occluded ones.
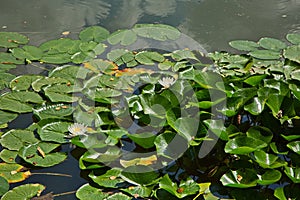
[79,26,110,43]
[0,163,31,183]
[253,150,287,168]
[0,72,15,90]
[159,174,200,198]
[220,169,258,188]
[121,166,160,186]
[258,37,287,51]
[33,103,73,120]
[127,132,156,149]
[244,97,266,115]
[10,75,43,91]
[246,126,273,143]
[76,184,108,200]
[287,141,300,155]
[135,51,165,65]
[49,65,90,81]
[107,193,131,200]
[170,50,199,61]
[283,45,300,63]
[224,136,268,154]
[0,52,24,64]
[0,149,18,163]
[244,74,267,86]
[0,32,29,48]
[38,121,71,143]
[121,185,153,199]
[0,64,16,72]
[203,119,228,141]
[286,33,300,45]
[284,166,300,183]
[89,169,124,188]
[0,91,43,113]
[19,142,67,167]
[108,29,137,46]
[229,40,259,51]
[257,169,282,185]
[0,129,39,151]
[40,53,71,64]
[0,176,9,196]
[133,24,180,41]
[32,77,69,92]
[249,50,281,60]
[1,183,45,200]
[0,110,18,124]
[11,45,43,61]
[39,38,80,54]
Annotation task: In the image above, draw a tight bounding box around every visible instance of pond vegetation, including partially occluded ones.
[0,24,300,199]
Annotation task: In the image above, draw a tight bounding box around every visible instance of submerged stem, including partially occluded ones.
[53,191,76,197]
[31,172,72,177]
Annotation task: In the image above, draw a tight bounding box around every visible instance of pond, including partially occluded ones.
[0,0,300,199]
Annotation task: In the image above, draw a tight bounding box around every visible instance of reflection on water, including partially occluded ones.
[0,0,299,50]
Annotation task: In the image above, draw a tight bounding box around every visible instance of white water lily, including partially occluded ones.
[68,123,88,137]
[158,77,176,89]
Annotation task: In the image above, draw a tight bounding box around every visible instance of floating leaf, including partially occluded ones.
[133,24,180,41]
[0,129,39,151]
[0,176,9,196]
[39,38,80,54]
[0,72,15,90]
[287,141,300,155]
[286,33,300,45]
[246,126,273,143]
[11,45,43,61]
[127,132,156,148]
[244,74,267,86]
[252,150,287,169]
[106,193,131,200]
[284,45,300,63]
[32,77,69,92]
[49,65,90,81]
[33,103,73,120]
[108,29,137,46]
[135,51,165,65]
[79,26,110,43]
[258,37,287,51]
[257,170,282,185]
[284,166,300,183]
[38,121,71,143]
[10,75,43,91]
[89,169,124,188]
[120,155,157,168]
[170,50,199,61]
[0,91,43,113]
[0,149,18,163]
[0,64,16,72]
[249,50,281,60]
[121,166,160,186]
[19,142,67,167]
[0,32,29,48]
[0,163,31,183]
[224,136,268,154]
[244,97,266,115]
[0,53,23,64]
[0,110,17,124]
[121,185,153,199]
[40,53,71,64]
[220,169,258,188]
[1,183,45,200]
[229,40,259,51]
[76,184,108,200]
[159,174,200,198]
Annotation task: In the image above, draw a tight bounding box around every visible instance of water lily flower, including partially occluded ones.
[67,123,88,137]
[158,77,176,89]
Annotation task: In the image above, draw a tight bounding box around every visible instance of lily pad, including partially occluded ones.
[133,24,180,41]
[159,174,200,198]
[121,166,160,186]
[0,149,18,163]
[249,50,281,60]
[287,141,300,155]
[284,45,300,63]
[224,136,268,154]
[220,169,258,188]
[284,166,300,183]
[229,40,259,51]
[257,169,282,185]
[0,52,24,64]
[258,37,287,51]
[0,176,9,196]
[79,26,110,43]
[0,110,18,124]
[1,183,45,200]
[135,51,165,65]
[0,91,43,113]
[38,121,71,143]
[76,184,108,200]
[286,33,300,45]
[127,132,156,148]
[11,45,43,61]
[33,103,73,120]
[0,32,29,48]
[0,129,39,151]
[89,169,124,188]
[108,29,137,46]
[252,150,287,169]
[10,75,43,91]
[19,142,67,167]
[0,163,31,183]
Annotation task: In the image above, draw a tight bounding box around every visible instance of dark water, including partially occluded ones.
[1,0,300,199]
